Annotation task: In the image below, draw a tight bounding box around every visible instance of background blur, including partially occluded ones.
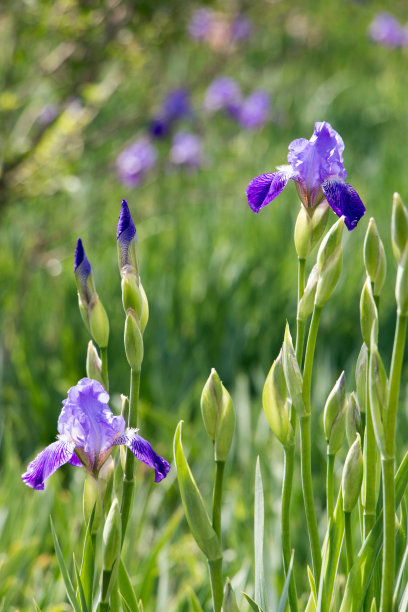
[1,1,408,610]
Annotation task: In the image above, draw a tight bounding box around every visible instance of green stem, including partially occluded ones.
[120,368,141,542]
[98,569,112,611]
[100,346,109,392]
[208,558,223,612]
[212,460,225,542]
[296,258,306,368]
[300,414,321,585]
[302,306,322,413]
[282,444,299,612]
[344,512,354,573]
[363,347,377,539]
[380,312,407,612]
[326,452,335,523]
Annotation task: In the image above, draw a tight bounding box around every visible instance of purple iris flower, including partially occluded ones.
[238,90,271,130]
[368,12,405,47]
[204,77,242,117]
[22,378,170,490]
[188,8,215,41]
[149,89,191,138]
[231,15,253,42]
[170,131,203,168]
[246,121,366,231]
[116,138,157,188]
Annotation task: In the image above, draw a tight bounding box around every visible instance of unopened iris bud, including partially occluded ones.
[369,341,387,457]
[102,498,121,572]
[342,434,363,513]
[262,349,294,447]
[294,202,329,259]
[121,271,143,318]
[315,217,344,307]
[117,199,139,275]
[360,278,378,346]
[283,324,306,416]
[298,264,319,322]
[391,193,408,263]
[124,310,144,371]
[396,249,408,315]
[201,369,235,462]
[74,238,109,348]
[86,340,104,386]
[323,372,346,455]
[83,473,103,534]
[346,392,362,446]
[364,218,386,296]
[355,343,368,414]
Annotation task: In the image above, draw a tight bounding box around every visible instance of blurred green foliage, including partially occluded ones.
[2,0,408,609]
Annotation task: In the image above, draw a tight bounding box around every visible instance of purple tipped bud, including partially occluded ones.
[74,238,92,278]
[74,238,95,308]
[117,199,139,274]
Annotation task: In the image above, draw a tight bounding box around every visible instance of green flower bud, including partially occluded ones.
[324,372,346,455]
[86,340,104,386]
[83,473,103,534]
[391,193,408,263]
[314,217,345,307]
[298,264,319,322]
[369,341,387,458]
[360,278,378,346]
[342,434,363,513]
[139,282,149,333]
[223,578,240,612]
[364,218,386,296]
[88,296,110,348]
[396,249,408,316]
[201,369,235,461]
[102,498,121,572]
[283,323,306,417]
[355,343,368,414]
[262,349,294,447]
[121,271,143,318]
[294,202,329,259]
[124,310,144,371]
[346,392,362,447]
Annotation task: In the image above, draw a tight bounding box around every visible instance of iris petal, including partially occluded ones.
[246,171,289,213]
[322,179,366,231]
[21,439,77,490]
[115,430,170,482]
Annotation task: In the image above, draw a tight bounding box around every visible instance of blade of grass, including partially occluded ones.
[50,516,82,612]
[277,550,294,612]
[73,554,89,612]
[254,457,266,611]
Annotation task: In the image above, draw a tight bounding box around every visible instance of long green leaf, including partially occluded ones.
[242,592,264,611]
[393,539,408,608]
[254,457,266,611]
[79,505,95,611]
[400,580,408,612]
[50,516,82,612]
[118,558,138,612]
[33,600,42,612]
[73,554,89,612]
[317,527,330,612]
[188,587,205,612]
[277,550,294,612]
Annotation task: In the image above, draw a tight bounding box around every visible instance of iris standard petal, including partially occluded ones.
[246,171,289,213]
[22,439,77,490]
[115,430,170,482]
[322,179,366,231]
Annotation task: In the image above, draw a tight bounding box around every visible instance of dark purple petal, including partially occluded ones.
[115,430,170,482]
[117,199,136,242]
[22,439,77,490]
[69,453,83,467]
[246,171,289,213]
[162,89,191,121]
[74,238,91,276]
[322,179,366,230]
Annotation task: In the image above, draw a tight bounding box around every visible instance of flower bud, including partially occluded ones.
[283,324,306,416]
[298,264,319,322]
[139,282,149,333]
[117,199,139,275]
[391,193,408,263]
[86,341,104,386]
[121,271,143,318]
[223,578,240,612]
[369,341,387,457]
[396,249,408,316]
[124,310,144,371]
[346,392,362,447]
[262,349,294,447]
[360,278,378,347]
[294,202,329,259]
[102,498,121,572]
[201,369,235,462]
[314,217,344,307]
[342,434,363,513]
[355,343,368,414]
[83,473,103,534]
[324,372,346,455]
[88,297,110,349]
[364,218,386,296]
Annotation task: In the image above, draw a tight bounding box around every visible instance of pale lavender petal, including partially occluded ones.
[22,439,77,490]
[188,8,214,40]
[246,171,289,213]
[369,12,404,47]
[322,179,366,230]
[204,77,242,114]
[170,131,203,168]
[238,90,270,130]
[116,138,157,188]
[115,430,170,482]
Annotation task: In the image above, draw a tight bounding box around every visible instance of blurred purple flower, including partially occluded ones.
[188,8,215,40]
[170,131,203,168]
[116,138,157,187]
[204,77,242,117]
[22,378,170,490]
[231,15,253,42]
[368,12,406,47]
[246,121,366,230]
[149,89,191,138]
[238,90,271,130]
[37,104,58,125]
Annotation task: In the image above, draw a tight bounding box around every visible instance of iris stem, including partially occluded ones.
[344,512,354,573]
[208,558,223,612]
[363,347,377,540]
[380,312,407,612]
[208,461,225,612]
[120,368,141,542]
[326,452,335,523]
[100,346,109,393]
